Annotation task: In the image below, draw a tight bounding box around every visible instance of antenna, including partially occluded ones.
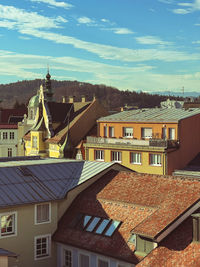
[182,86,184,97]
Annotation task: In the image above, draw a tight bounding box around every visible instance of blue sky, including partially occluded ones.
[1,0,200,92]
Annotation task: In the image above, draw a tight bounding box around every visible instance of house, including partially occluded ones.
[0,156,128,267]
[84,107,200,174]
[53,171,200,267]
[0,108,27,157]
[23,72,108,158]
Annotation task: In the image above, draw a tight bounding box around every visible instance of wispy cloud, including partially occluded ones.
[77,16,94,24]
[111,28,134,35]
[172,0,200,14]
[158,0,174,3]
[30,0,73,9]
[0,4,67,30]
[135,35,172,46]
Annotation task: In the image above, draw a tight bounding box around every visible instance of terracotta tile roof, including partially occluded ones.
[137,215,200,267]
[0,108,27,123]
[0,124,18,129]
[53,171,200,264]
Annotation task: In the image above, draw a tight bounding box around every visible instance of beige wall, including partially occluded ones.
[0,202,58,267]
[0,256,8,267]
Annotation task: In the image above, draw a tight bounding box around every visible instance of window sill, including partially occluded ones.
[150,164,162,167]
[131,162,141,165]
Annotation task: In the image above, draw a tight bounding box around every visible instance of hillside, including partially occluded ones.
[0,79,183,109]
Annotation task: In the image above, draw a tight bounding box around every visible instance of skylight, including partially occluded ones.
[76,214,121,237]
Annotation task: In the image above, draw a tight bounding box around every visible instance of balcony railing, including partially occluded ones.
[86,136,179,148]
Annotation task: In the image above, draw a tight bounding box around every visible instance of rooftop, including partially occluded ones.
[98,108,200,123]
[137,215,200,267]
[0,157,116,207]
[53,171,200,264]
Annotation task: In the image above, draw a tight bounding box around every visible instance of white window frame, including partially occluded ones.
[9,132,15,140]
[123,127,133,138]
[8,148,12,157]
[34,234,51,260]
[109,126,115,138]
[97,256,110,267]
[3,132,8,140]
[130,152,141,165]
[63,248,73,267]
[111,151,122,163]
[104,126,108,137]
[35,202,51,225]
[78,251,90,267]
[149,154,162,166]
[169,128,175,140]
[0,211,17,238]
[141,128,152,139]
[95,150,104,161]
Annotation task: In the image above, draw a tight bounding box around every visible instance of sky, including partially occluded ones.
[1,0,200,93]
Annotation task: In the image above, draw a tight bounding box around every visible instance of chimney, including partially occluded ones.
[69,96,75,103]
[192,213,200,242]
[120,107,124,112]
[62,96,66,103]
[93,94,96,101]
[81,95,86,103]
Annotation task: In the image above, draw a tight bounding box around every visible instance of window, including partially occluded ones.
[3,132,7,140]
[130,152,141,164]
[0,212,16,237]
[109,127,114,137]
[111,151,122,162]
[162,127,167,139]
[98,258,109,267]
[95,150,104,161]
[149,154,161,166]
[64,249,72,267]
[79,253,89,267]
[141,128,152,139]
[8,148,12,157]
[10,132,14,139]
[123,127,133,138]
[35,234,51,260]
[35,203,51,224]
[104,126,108,137]
[169,128,175,140]
[32,136,37,148]
[75,214,121,237]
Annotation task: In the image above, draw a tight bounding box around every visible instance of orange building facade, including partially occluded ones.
[84,108,200,175]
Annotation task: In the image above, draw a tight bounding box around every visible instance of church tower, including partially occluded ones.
[45,69,54,102]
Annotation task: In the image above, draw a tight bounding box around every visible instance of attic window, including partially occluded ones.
[18,166,34,176]
[75,214,121,237]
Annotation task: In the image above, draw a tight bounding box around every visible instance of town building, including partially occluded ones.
[22,72,108,158]
[84,107,200,174]
[53,171,200,267]
[0,156,128,267]
[0,108,27,157]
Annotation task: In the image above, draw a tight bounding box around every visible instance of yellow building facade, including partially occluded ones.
[85,108,200,175]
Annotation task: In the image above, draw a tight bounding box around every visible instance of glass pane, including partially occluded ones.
[95,219,110,234]
[86,217,100,232]
[105,220,120,237]
[83,215,92,227]
[80,254,89,267]
[98,259,109,267]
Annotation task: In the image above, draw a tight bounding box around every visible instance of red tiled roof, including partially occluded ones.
[0,108,27,123]
[137,215,200,267]
[53,171,200,265]
[0,124,18,129]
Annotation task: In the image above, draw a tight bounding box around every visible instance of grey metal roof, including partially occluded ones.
[0,248,17,257]
[0,159,115,207]
[98,108,200,123]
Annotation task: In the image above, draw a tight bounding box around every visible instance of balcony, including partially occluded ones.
[86,136,179,149]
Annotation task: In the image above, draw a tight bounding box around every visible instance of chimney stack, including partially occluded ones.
[81,95,86,103]
[62,96,66,103]
[69,96,75,103]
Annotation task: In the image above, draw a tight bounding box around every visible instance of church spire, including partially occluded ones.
[45,68,54,102]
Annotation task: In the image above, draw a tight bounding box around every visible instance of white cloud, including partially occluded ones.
[172,0,200,14]
[77,16,94,24]
[30,0,73,9]
[0,4,67,30]
[111,28,134,35]
[135,35,172,45]
[172,8,191,14]
[158,0,174,3]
